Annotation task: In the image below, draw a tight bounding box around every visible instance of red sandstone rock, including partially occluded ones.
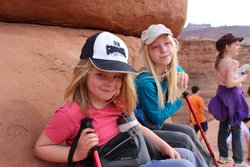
[0,0,187,37]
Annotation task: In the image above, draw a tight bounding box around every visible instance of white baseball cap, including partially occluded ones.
[141,24,173,44]
[80,32,137,74]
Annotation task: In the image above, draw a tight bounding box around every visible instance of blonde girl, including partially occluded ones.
[134,24,214,167]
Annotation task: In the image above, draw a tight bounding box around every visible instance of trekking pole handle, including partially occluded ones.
[81,118,102,167]
[182,91,189,98]
[81,118,99,151]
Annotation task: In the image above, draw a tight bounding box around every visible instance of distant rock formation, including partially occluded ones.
[185,23,212,30]
[0,0,187,37]
[179,24,250,45]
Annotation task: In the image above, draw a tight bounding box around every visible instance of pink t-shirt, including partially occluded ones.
[214,57,239,86]
[45,101,121,146]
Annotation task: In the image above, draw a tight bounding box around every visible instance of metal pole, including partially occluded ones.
[183,91,219,167]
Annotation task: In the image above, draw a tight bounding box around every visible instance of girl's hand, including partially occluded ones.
[177,72,189,97]
[177,72,189,89]
[73,128,99,162]
[140,126,181,159]
[160,144,180,159]
[240,73,248,82]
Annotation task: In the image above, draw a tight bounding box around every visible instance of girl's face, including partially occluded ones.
[87,67,123,108]
[148,34,174,68]
[226,41,241,56]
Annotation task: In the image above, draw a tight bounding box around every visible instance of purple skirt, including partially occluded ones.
[208,86,249,126]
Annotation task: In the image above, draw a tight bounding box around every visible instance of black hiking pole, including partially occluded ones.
[183,91,219,167]
[67,117,102,167]
[81,118,102,167]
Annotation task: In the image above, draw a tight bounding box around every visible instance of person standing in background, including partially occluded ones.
[208,33,249,167]
[188,86,208,142]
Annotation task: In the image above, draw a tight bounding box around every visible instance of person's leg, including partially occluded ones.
[231,122,243,163]
[138,159,195,167]
[218,119,230,158]
[145,135,206,167]
[194,124,202,141]
[160,123,214,167]
[200,121,209,142]
[175,148,207,167]
[194,124,199,134]
[153,130,209,167]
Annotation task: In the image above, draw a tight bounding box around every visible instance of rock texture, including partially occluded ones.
[0,0,187,37]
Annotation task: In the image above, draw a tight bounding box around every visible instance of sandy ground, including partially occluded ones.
[204,119,250,167]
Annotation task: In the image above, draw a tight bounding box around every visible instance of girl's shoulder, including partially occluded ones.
[138,71,152,76]
[219,57,239,70]
[57,101,86,124]
[135,72,155,85]
[136,71,153,79]
[222,57,239,65]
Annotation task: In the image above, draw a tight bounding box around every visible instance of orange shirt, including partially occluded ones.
[188,95,206,125]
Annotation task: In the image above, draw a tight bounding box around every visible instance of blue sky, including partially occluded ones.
[185,0,250,27]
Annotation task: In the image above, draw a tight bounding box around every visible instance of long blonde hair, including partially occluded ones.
[64,59,137,115]
[141,35,179,107]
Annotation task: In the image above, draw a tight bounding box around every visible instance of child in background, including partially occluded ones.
[188,86,208,141]
[227,119,250,162]
[34,31,205,167]
[208,33,249,167]
[227,120,249,151]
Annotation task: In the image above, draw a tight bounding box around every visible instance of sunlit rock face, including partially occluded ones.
[0,0,187,37]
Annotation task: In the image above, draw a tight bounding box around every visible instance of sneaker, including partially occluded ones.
[232,162,250,167]
[218,156,233,164]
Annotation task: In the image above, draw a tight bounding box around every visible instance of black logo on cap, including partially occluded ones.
[106,41,126,58]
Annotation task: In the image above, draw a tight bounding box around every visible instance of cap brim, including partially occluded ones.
[144,32,172,45]
[90,58,138,74]
[238,37,244,42]
[232,37,244,43]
